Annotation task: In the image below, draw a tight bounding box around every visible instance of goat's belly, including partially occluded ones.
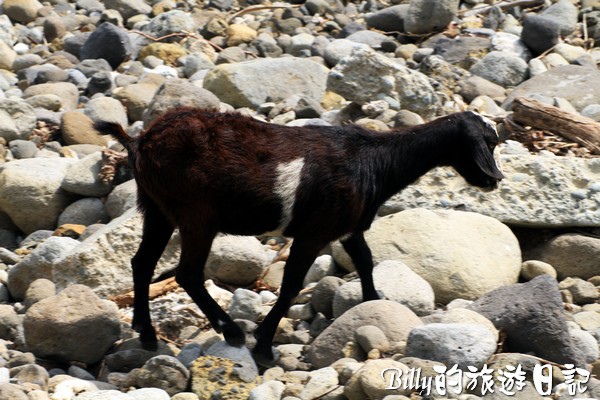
[216,200,283,236]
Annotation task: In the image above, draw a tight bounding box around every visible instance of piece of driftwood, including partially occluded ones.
[111,276,179,307]
[511,97,600,155]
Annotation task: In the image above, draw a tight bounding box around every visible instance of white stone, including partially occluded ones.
[206,235,268,286]
[299,367,338,400]
[51,378,99,400]
[249,380,285,400]
[127,388,170,400]
[303,254,336,286]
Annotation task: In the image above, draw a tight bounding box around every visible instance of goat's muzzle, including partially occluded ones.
[479,177,501,192]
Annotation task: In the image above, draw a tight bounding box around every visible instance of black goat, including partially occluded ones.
[95,108,504,365]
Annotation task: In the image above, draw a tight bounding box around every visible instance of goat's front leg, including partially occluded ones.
[341,232,380,301]
[132,205,175,349]
[176,229,245,346]
[253,239,323,366]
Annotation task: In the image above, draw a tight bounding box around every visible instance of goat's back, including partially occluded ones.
[133,108,366,237]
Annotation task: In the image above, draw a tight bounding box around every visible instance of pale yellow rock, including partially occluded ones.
[333,209,522,304]
[113,82,159,122]
[61,111,109,146]
[321,91,345,110]
[226,24,258,46]
[0,40,16,70]
[521,259,557,280]
[3,0,43,24]
[139,42,187,66]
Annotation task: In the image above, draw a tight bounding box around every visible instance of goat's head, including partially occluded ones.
[450,111,505,191]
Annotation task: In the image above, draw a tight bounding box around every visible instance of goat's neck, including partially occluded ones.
[372,117,459,203]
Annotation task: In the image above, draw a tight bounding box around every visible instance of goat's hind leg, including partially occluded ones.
[176,229,245,346]
[132,202,175,349]
[341,233,381,301]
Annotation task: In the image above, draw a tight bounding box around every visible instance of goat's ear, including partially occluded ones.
[475,143,505,179]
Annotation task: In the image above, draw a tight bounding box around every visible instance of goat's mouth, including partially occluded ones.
[479,178,501,192]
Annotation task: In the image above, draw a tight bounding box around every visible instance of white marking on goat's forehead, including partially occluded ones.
[469,111,498,137]
[273,157,305,232]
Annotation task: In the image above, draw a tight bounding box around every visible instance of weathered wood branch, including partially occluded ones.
[511,97,600,155]
[111,277,179,307]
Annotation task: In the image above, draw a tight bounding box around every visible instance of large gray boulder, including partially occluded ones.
[105,179,138,219]
[327,48,440,117]
[307,300,422,368]
[404,0,460,34]
[540,0,578,36]
[7,236,80,300]
[55,208,181,297]
[23,285,121,364]
[61,152,114,197]
[469,275,587,367]
[203,57,329,109]
[332,209,521,304]
[0,158,77,234]
[405,323,497,369]
[365,5,409,33]
[530,234,600,280]
[381,142,600,227]
[143,79,220,126]
[101,0,151,20]
[80,22,133,69]
[83,96,128,127]
[469,50,529,88]
[136,355,190,396]
[502,65,600,112]
[332,260,435,317]
[0,99,37,142]
[143,10,196,43]
[23,82,79,110]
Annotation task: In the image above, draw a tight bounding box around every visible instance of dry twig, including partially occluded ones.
[460,0,545,16]
[228,4,302,22]
[132,29,225,53]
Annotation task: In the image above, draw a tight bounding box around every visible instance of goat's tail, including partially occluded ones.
[94,121,133,150]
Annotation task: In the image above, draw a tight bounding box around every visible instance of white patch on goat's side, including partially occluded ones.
[267,157,305,235]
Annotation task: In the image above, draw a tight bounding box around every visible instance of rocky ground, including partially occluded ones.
[0,0,600,399]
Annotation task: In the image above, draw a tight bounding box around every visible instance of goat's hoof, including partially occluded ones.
[223,323,246,347]
[363,290,385,302]
[135,326,159,351]
[251,346,279,368]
